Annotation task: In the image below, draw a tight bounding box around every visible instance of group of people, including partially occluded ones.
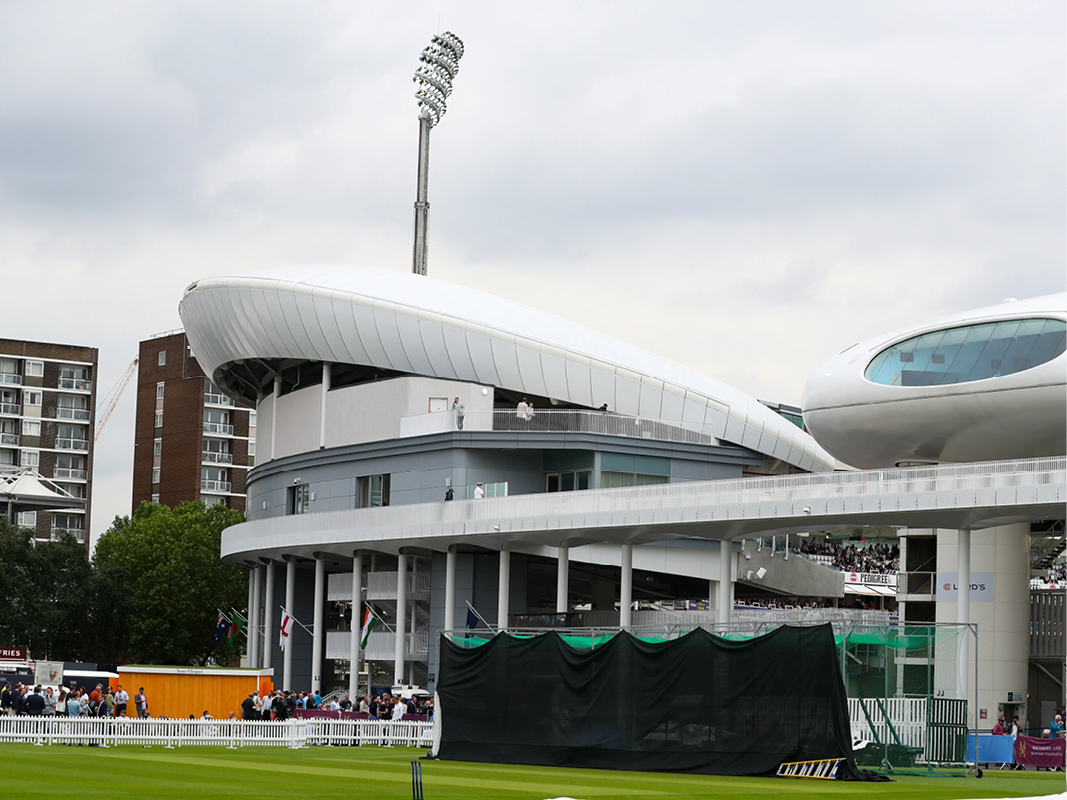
[239,689,433,722]
[0,681,147,718]
[1032,564,1066,588]
[798,540,900,575]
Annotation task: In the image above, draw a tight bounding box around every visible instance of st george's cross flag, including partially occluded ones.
[279,611,294,650]
[359,607,378,649]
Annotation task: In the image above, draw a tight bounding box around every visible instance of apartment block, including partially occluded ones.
[132,331,255,514]
[0,338,98,545]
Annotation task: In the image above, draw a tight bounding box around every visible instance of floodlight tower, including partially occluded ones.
[411,31,464,276]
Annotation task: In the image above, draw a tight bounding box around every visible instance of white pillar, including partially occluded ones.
[250,565,262,667]
[957,527,971,700]
[263,562,275,671]
[395,553,408,684]
[718,540,733,625]
[312,556,325,694]
[246,569,255,665]
[270,376,281,461]
[349,551,363,701]
[619,543,633,629]
[319,363,331,449]
[708,579,717,614]
[556,545,570,614]
[444,546,457,634]
[283,557,296,691]
[497,548,510,632]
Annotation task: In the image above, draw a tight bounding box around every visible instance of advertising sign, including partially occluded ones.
[0,646,28,661]
[844,572,897,587]
[34,660,64,687]
[935,573,994,602]
[1014,735,1065,768]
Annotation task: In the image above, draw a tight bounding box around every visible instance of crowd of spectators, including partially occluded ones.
[240,689,433,721]
[0,681,145,718]
[798,540,900,575]
[1034,564,1066,587]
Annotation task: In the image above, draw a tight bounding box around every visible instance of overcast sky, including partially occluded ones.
[1,1,1063,545]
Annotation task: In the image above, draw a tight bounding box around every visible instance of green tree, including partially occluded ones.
[92,501,247,666]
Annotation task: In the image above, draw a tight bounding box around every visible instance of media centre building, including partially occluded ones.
[179,267,1066,726]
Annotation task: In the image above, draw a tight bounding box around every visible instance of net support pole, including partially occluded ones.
[718,539,733,624]
[619,543,633,629]
[283,556,296,691]
[497,548,510,632]
[444,545,457,633]
[957,528,971,700]
[312,554,325,693]
[556,545,570,614]
[350,549,364,701]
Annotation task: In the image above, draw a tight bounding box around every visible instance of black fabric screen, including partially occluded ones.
[437,624,858,777]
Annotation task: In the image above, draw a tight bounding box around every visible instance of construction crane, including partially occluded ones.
[94,357,138,443]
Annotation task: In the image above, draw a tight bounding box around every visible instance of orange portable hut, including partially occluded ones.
[117,665,273,720]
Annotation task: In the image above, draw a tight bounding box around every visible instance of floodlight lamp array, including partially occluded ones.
[414,31,464,127]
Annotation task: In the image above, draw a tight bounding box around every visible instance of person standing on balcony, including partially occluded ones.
[473,483,484,499]
[452,397,465,430]
[516,398,529,427]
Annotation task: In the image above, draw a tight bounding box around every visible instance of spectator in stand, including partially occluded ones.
[1050,714,1064,739]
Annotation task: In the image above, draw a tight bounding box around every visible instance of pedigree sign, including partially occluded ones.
[0,647,28,661]
[845,572,897,587]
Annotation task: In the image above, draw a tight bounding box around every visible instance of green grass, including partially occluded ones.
[3,744,1063,799]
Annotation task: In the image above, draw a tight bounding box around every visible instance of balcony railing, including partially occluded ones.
[0,403,20,416]
[55,437,89,451]
[53,467,88,480]
[202,451,233,465]
[204,392,234,407]
[0,374,22,385]
[364,571,432,600]
[56,407,91,421]
[0,433,18,446]
[203,422,234,435]
[57,378,92,391]
[50,526,86,543]
[201,479,232,493]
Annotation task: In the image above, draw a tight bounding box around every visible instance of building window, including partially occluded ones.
[21,419,40,437]
[467,481,507,499]
[357,474,390,508]
[23,390,41,407]
[248,411,257,428]
[152,467,161,484]
[16,511,36,528]
[21,449,39,468]
[156,382,165,400]
[151,493,160,504]
[201,467,229,492]
[155,410,163,428]
[247,440,256,457]
[51,514,85,543]
[546,471,591,493]
[153,438,162,456]
[25,361,44,377]
[288,483,310,514]
[158,350,166,366]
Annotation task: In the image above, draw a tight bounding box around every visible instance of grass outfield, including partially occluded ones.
[4,744,1064,800]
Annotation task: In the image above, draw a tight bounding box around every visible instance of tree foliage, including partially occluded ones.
[92,501,248,666]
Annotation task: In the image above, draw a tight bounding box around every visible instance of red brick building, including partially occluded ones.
[0,338,98,546]
[132,332,255,514]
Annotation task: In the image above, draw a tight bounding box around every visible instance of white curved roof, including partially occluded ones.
[802,293,1067,468]
[179,265,834,472]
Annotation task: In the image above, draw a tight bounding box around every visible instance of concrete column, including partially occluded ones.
[619,543,633,629]
[708,579,717,614]
[444,546,457,633]
[263,562,275,670]
[957,527,971,701]
[283,557,296,691]
[556,545,570,614]
[319,363,331,449]
[717,540,733,625]
[270,376,281,460]
[250,565,262,667]
[246,569,255,665]
[312,556,325,693]
[497,548,510,632]
[395,553,408,684]
[349,550,363,701]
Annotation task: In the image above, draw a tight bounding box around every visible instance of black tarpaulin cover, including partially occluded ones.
[436,624,859,777]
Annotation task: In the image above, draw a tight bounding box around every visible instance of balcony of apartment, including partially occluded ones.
[55,437,90,451]
[201,479,232,493]
[57,378,92,391]
[0,373,22,386]
[55,407,91,421]
[0,433,18,447]
[203,422,235,436]
[53,467,88,480]
[399,407,719,446]
[203,392,235,408]
[50,526,86,544]
[201,450,234,465]
[0,403,21,416]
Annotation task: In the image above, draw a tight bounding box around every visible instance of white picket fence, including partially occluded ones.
[0,716,433,749]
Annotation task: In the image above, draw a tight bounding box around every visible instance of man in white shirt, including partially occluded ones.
[114,685,130,717]
[391,698,406,720]
[473,482,484,499]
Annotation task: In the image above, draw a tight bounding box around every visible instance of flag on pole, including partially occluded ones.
[465,607,479,629]
[214,612,230,646]
[359,607,378,649]
[227,616,245,647]
[279,611,294,650]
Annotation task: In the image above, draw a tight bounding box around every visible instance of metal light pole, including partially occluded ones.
[411,31,464,276]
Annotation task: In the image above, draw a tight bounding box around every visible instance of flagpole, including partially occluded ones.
[465,600,495,632]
